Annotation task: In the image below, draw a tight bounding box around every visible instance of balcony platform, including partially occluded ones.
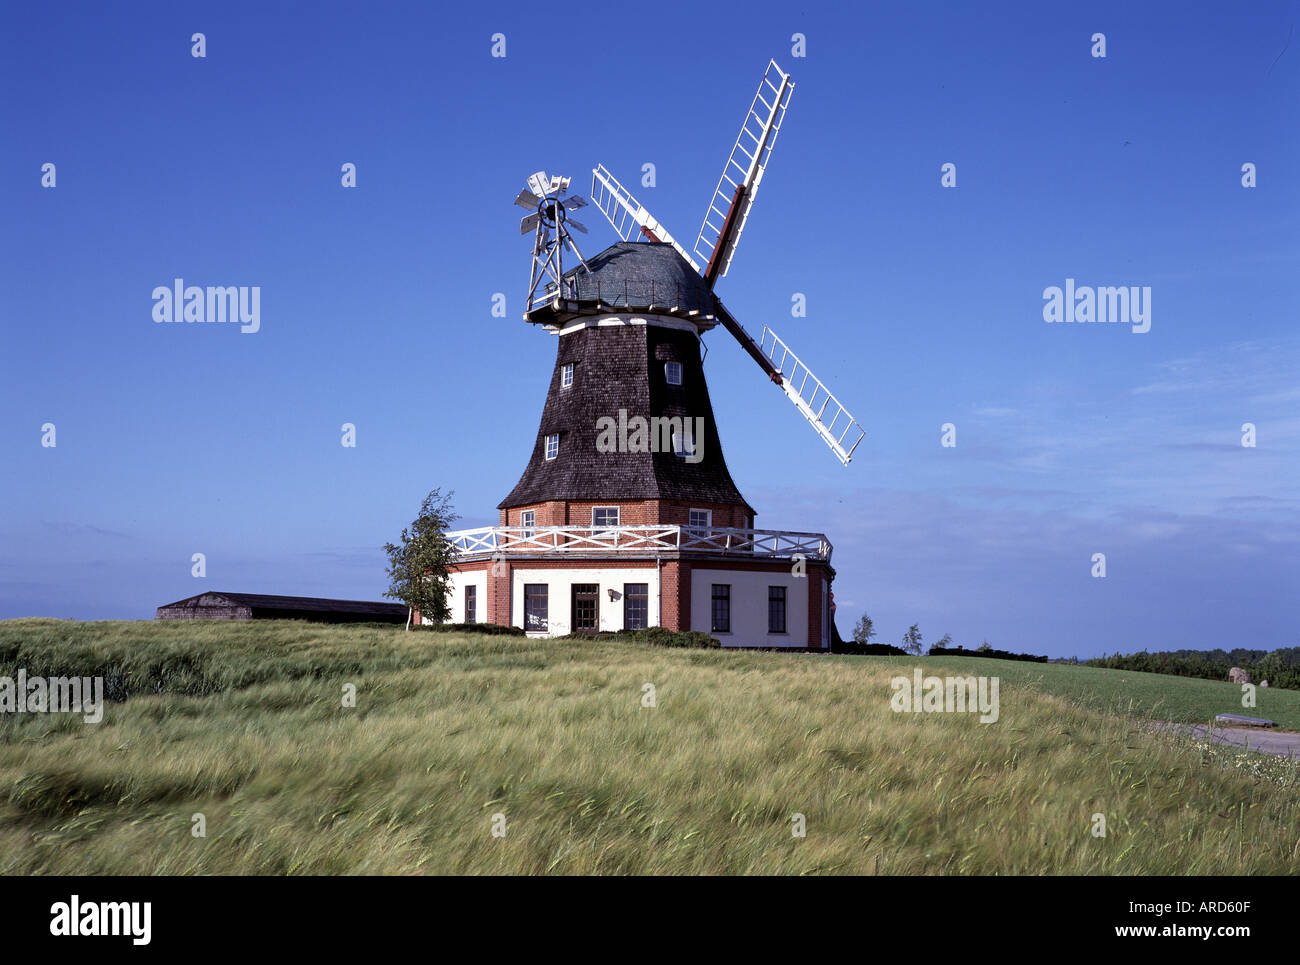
[444,524,832,564]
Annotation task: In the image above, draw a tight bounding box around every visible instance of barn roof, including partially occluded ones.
[156,592,407,617]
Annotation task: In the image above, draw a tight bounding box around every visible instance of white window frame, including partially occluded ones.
[560,363,574,388]
[592,506,620,535]
[524,584,548,632]
[687,508,711,539]
[671,430,695,459]
[665,361,683,385]
[544,434,559,460]
[520,510,535,539]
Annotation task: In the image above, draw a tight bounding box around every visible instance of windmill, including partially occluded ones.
[588,60,865,466]
[514,171,590,313]
[459,58,853,647]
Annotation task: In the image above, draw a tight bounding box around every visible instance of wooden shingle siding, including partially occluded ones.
[499,259,753,514]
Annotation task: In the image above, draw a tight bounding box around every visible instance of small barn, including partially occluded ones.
[155,591,408,624]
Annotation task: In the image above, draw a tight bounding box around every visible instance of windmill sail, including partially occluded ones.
[694,60,794,286]
[758,326,865,465]
[713,299,864,465]
[583,60,865,467]
[590,165,702,273]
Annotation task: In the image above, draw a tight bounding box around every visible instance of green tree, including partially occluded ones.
[933,632,954,652]
[383,489,460,630]
[901,624,923,656]
[852,613,877,646]
[977,640,992,653]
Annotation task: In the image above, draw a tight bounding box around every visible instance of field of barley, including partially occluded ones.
[0,618,1296,875]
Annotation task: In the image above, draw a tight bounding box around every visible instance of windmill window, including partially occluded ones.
[624,583,649,630]
[665,361,683,385]
[711,584,731,633]
[465,586,477,624]
[521,510,535,539]
[544,434,559,460]
[524,584,548,632]
[592,506,619,536]
[768,586,787,633]
[687,508,711,539]
[561,363,574,388]
[671,431,695,459]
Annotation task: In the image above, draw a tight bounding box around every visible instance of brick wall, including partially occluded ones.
[487,561,510,625]
[659,560,683,630]
[502,498,752,529]
[808,572,824,650]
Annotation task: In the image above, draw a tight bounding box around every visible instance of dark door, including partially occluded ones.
[571,584,599,632]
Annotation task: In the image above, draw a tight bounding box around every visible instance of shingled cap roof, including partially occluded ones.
[526,242,718,326]
[567,242,713,311]
[499,248,752,513]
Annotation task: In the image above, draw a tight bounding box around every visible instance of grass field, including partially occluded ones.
[831,653,1300,731]
[0,618,1297,875]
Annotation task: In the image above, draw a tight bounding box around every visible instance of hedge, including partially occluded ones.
[832,642,908,655]
[928,645,1047,663]
[424,622,527,636]
[554,627,721,649]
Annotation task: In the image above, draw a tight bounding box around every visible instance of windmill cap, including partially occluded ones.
[564,242,714,316]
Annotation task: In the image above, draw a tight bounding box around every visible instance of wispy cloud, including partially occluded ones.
[41,521,133,540]
[1132,339,1300,404]
[753,483,1299,658]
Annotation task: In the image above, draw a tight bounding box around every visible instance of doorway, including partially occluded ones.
[571,583,599,633]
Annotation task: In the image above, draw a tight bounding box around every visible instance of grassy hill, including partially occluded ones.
[0,618,1297,875]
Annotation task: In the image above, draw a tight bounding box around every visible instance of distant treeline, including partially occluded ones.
[833,642,908,656]
[928,645,1048,663]
[1085,647,1300,691]
[829,642,1048,661]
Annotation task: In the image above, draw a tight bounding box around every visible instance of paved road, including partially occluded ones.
[1152,722,1300,758]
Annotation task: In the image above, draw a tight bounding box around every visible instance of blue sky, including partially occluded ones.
[2,0,1296,658]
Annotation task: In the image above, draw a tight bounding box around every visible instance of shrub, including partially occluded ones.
[554,627,720,649]
[425,623,526,637]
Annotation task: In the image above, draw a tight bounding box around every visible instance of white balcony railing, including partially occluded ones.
[444,524,832,562]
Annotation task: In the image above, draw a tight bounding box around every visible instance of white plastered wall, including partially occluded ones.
[690,567,810,648]
[511,567,660,636]
[427,569,487,625]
